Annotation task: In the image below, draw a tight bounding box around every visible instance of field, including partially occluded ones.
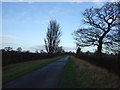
[3,56,64,85]
[61,56,120,88]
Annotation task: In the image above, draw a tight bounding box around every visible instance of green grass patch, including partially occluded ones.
[3,56,65,85]
[60,57,79,88]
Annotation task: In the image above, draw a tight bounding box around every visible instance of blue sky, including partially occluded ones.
[1,2,104,52]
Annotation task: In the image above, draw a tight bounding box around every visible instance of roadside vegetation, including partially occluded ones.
[75,53,120,76]
[2,50,64,66]
[3,56,65,85]
[61,56,120,88]
[60,57,79,88]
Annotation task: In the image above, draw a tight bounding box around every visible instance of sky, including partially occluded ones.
[1,1,115,52]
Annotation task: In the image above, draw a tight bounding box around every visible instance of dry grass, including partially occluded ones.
[71,56,120,88]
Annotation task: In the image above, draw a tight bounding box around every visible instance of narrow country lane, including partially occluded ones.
[3,56,69,88]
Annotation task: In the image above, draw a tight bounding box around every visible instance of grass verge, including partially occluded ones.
[60,57,79,88]
[3,56,65,85]
[61,56,120,88]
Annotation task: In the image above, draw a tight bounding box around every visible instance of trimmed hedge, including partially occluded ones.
[2,51,63,66]
[75,54,120,77]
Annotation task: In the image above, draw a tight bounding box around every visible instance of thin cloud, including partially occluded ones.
[1,42,16,48]
[63,46,76,50]
[0,35,23,48]
[0,35,22,41]
[93,1,104,7]
[28,1,33,4]
[28,45,76,52]
[29,45,45,51]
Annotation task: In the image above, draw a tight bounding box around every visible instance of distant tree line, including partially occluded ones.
[1,46,76,66]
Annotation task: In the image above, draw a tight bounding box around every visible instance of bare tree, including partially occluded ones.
[44,20,61,53]
[40,49,45,53]
[4,47,13,52]
[76,47,81,54]
[73,2,119,54]
[17,47,22,52]
[56,46,64,53]
[104,28,120,54]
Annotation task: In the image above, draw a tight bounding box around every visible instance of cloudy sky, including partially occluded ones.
[1,0,117,52]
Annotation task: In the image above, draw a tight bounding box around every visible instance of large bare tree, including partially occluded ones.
[44,20,61,53]
[73,2,119,54]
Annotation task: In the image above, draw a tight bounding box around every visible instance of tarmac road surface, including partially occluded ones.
[3,56,69,88]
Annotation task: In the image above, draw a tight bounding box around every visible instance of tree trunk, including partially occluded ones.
[97,38,102,54]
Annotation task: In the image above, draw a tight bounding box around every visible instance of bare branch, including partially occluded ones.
[44,20,61,53]
[73,2,119,54]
